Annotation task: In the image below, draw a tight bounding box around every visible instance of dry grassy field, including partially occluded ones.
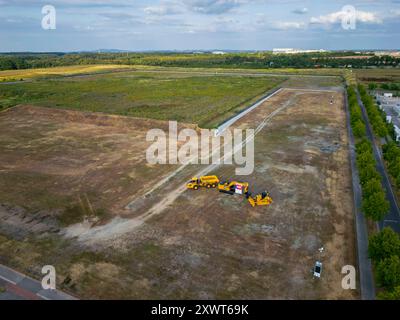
[0,80,357,299]
[0,105,189,228]
[0,70,283,128]
[0,65,135,82]
[355,68,400,84]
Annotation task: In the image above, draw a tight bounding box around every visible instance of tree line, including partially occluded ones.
[358,84,388,137]
[383,142,400,189]
[359,83,400,191]
[348,86,390,221]
[369,228,400,299]
[369,82,400,92]
[1,52,400,71]
[350,85,400,299]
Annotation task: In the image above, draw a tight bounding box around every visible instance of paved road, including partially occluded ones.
[344,90,376,300]
[216,87,283,136]
[0,264,76,300]
[356,90,400,233]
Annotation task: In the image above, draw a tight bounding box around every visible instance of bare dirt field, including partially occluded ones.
[103,88,357,299]
[0,105,187,231]
[0,86,357,299]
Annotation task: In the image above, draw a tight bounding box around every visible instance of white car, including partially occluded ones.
[314,261,322,278]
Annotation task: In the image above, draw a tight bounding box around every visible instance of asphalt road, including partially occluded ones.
[356,90,400,234]
[0,264,76,300]
[345,89,376,300]
[216,87,283,136]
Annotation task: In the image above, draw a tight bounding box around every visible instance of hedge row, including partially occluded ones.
[369,228,400,299]
[348,86,366,138]
[358,84,388,138]
[383,142,400,188]
[356,139,390,221]
[347,86,390,221]
[352,86,400,299]
[369,82,400,92]
[356,85,400,300]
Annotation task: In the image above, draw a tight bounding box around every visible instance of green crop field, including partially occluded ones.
[0,70,284,128]
[355,68,400,84]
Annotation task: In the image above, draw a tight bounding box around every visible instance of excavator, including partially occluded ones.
[246,191,273,207]
[218,180,249,195]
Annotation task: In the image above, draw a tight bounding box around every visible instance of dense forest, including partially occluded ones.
[0,51,400,71]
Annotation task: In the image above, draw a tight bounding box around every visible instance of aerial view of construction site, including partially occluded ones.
[1,1,400,309]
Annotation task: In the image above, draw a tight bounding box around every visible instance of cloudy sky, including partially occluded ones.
[0,0,400,52]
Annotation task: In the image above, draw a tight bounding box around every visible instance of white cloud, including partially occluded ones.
[310,9,382,25]
[273,21,306,30]
[183,0,245,14]
[143,0,247,16]
[388,9,400,17]
[0,0,132,5]
[144,2,183,16]
[292,7,308,15]
[182,15,252,34]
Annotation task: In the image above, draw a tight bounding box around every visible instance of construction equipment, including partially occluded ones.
[187,176,220,190]
[186,175,273,209]
[218,180,249,195]
[246,191,273,207]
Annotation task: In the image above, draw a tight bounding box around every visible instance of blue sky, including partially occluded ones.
[0,0,399,52]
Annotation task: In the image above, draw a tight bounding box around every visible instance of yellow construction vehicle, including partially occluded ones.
[218,180,249,195]
[187,175,220,190]
[247,191,273,207]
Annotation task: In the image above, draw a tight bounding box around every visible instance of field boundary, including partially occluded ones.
[0,104,19,114]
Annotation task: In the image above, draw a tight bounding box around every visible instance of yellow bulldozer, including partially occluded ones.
[186,175,220,190]
[246,191,273,207]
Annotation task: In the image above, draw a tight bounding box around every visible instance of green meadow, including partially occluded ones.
[0,70,284,128]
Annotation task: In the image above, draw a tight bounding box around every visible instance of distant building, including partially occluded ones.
[212,51,226,55]
[272,48,327,54]
[376,93,400,109]
[394,125,400,142]
[374,51,400,57]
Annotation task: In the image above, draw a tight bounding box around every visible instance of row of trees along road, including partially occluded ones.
[369,228,400,299]
[348,86,390,222]
[353,85,400,299]
[347,86,400,299]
